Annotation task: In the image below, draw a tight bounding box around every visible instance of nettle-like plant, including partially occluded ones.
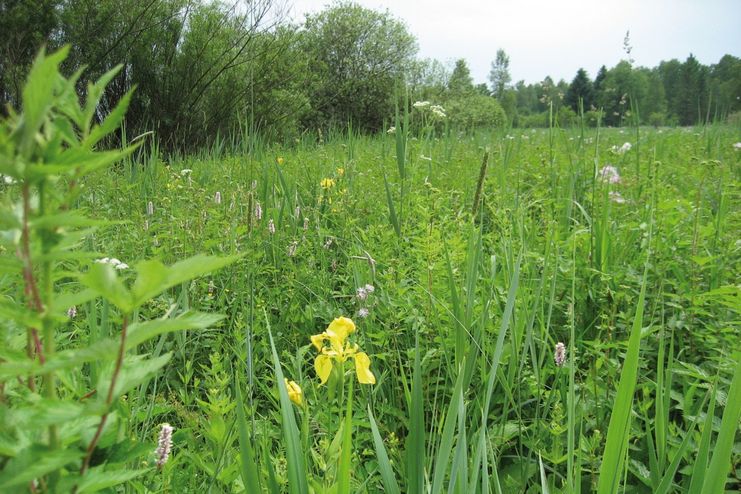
[0,47,236,492]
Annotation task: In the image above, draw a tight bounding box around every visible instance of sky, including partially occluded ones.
[286,0,741,85]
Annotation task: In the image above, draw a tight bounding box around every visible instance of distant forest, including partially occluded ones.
[2,0,739,149]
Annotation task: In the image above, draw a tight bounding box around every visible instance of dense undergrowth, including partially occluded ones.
[1,49,740,493]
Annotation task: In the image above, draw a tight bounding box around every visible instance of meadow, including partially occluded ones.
[1,50,740,493]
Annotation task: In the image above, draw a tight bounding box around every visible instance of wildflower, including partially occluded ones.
[254,201,263,220]
[95,257,128,270]
[284,378,303,406]
[609,191,626,204]
[358,307,369,318]
[356,286,368,301]
[208,280,215,297]
[214,191,222,204]
[67,306,77,319]
[180,169,192,176]
[146,201,154,216]
[598,165,621,184]
[251,180,257,190]
[1,175,17,185]
[413,100,431,108]
[311,317,376,385]
[554,342,566,367]
[288,240,298,257]
[364,284,374,293]
[276,157,285,165]
[323,237,333,249]
[734,142,741,150]
[294,205,301,218]
[321,178,335,189]
[268,218,275,235]
[430,104,446,119]
[336,167,344,177]
[155,423,174,469]
[303,217,309,230]
[387,126,396,135]
[610,142,632,155]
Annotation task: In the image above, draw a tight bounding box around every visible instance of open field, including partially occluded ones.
[1,50,740,494]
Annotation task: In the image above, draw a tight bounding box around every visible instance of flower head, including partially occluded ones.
[554,342,566,367]
[358,307,369,318]
[387,126,396,135]
[284,378,303,406]
[67,306,77,319]
[598,165,621,184]
[609,191,626,204]
[336,167,345,177]
[321,178,335,189]
[254,201,263,221]
[268,218,276,235]
[430,105,446,119]
[276,156,285,165]
[311,317,375,385]
[214,191,222,204]
[413,100,431,108]
[734,142,741,151]
[146,201,154,216]
[155,423,174,469]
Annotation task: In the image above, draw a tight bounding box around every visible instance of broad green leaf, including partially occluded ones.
[20,47,70,154]
[60,466,149,493]
[131,255,239,307]
[81,263,132,312]
[126,312,224,349]
[0,445,81,489]
[85,87,133,147]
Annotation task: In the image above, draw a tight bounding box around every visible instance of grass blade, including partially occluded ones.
[234,374,261,494]
[267,321,308,494]
[702,352,741,494]
[368,405,401,494]
[597,255,650,494]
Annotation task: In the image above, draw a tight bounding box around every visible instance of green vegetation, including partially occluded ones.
[1,46,740,493]
[2,2,740,150]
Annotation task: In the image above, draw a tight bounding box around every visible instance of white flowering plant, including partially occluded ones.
[0,47,237,491]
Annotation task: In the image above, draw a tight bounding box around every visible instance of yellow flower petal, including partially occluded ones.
[353,352,376,385]
[315,354,333,384]
[310,333,326,351]
[284,378,303,406]
[326,316,355,341]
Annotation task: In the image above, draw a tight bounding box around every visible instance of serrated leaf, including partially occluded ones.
[81,263,132,312]
[85,88,134,148]
[131,254,239,307]
[126,312,224,348]
[74,466,149,493]
[0,444,81,489]
[97,353,172,402]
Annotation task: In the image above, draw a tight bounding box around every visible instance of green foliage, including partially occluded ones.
[446,94,507,129]
[302,1,417,132]
[0,47,236,491]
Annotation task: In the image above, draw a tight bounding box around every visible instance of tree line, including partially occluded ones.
[1,0,739,150]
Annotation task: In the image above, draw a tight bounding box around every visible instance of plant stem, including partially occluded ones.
[80,314,130,476]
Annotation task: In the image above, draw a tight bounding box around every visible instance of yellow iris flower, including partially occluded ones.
[276,157,285,165]
[320,178,335,189]
[311,316,376,385]
[336,167,345,177]
[283,378,303,406]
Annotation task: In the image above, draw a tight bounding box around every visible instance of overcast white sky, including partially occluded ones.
[286,0,741,85]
